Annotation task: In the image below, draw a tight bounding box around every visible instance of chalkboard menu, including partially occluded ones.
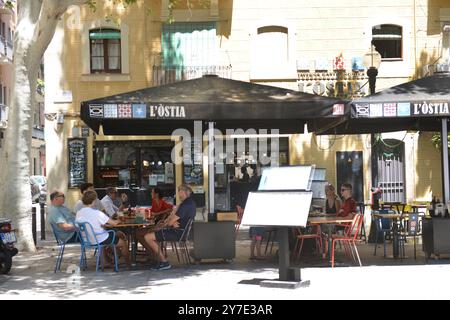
[68,138,87,188]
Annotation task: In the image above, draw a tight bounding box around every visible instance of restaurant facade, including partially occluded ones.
[44,0,448,210]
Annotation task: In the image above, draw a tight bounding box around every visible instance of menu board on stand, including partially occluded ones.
[68,138,87,188]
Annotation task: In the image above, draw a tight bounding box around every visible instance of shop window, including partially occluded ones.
[372,24,402,60]
[89,28,121,73]
[94,141,175,197]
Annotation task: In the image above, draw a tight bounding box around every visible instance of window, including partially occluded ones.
[256,26,289,62]
[372,24,402,59]
[89,29,121,73]
[161,22,217,67]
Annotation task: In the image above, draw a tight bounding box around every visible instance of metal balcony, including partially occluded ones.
[152,65,232,86]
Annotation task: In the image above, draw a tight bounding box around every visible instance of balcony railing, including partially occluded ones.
[152,65,232,86]
[0,36,13,64]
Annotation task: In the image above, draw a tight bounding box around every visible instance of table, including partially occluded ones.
[372,212,418,258]
[308,215,354,259]
[105,218,157,263]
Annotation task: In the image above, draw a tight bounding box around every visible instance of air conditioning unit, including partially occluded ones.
[435,63,450,73]
[0,120,7,129]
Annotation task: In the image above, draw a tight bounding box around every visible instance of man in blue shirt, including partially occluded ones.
[139,184,196,270]
[48,191,78,243]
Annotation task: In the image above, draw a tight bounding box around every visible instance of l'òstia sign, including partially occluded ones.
[89,103,187,119]
[354,101,450,118]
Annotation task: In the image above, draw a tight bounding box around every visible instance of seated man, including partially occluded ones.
[74,182,105,214]
[338,183,357,218]
[101,187,127,217]
[137,184,196,270]
[76,190,130,268]
[48,191,78,243]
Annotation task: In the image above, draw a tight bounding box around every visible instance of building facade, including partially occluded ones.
[44,0,449,210]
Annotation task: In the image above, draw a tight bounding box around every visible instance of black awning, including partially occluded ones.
[80,75,347,135]
[321,73,450,134]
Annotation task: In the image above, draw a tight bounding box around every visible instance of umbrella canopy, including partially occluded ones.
[80,75,346,135]
[322,72,450,134]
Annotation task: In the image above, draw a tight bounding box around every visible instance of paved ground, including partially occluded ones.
[1,228,450,300]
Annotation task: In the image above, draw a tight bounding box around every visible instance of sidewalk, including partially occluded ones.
[1,229,450,299]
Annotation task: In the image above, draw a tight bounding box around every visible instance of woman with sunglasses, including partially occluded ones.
[325,183,341,215]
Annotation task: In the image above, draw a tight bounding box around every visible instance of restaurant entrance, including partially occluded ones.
[93,140,176,206]
[214,137,289,211]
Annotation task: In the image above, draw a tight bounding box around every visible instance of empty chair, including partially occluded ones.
[292,225,323,262]
[372,209,396,257]
[399,213,420,259]
[331,213,364,268]
[76,221,119,272]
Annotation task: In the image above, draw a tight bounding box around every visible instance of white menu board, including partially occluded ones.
[258,165,315,191]
[241,191,312,227]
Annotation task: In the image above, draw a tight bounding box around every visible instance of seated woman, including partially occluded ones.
[325,183,341,215]
[75,190,130,269]
[150,188,173,219]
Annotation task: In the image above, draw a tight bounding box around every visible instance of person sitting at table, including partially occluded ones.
[76,190,130,269]
[74,183,105,214]
[48,191,79,243]
[338,183,357,217]
[325,183,341,215]
[101,187,127,217]
[150,187,173,219]
[136,184,196,271]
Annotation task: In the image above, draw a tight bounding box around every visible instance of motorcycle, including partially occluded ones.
[0,218,18,274]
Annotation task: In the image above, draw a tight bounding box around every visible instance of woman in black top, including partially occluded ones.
[325,183,341,214]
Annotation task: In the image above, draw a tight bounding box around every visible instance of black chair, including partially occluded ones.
[161,218,194,264]
[399,213,420,259]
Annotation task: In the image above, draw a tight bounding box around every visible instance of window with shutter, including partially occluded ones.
[89,29,121,73]
[161,22,217,68]
[372,24,402,60]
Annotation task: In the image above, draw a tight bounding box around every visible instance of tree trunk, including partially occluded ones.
[0,0,75,252]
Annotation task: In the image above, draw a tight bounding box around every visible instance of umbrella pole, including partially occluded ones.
[208,121,215,217]
[441,118,450,204]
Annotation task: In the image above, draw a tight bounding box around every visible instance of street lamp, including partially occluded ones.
[363,45,382,95]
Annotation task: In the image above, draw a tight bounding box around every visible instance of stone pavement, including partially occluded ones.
[1,229,450,299]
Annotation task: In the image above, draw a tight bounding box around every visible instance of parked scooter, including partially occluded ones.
[0,218,18,274]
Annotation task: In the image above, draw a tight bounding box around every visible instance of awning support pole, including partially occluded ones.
[208,121,215,215]
[441,118,450,204]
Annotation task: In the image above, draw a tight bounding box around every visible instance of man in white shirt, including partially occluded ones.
[101,187,126,217]
[76,190,130,268]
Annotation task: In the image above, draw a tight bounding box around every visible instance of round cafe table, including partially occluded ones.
[105,217,158,263]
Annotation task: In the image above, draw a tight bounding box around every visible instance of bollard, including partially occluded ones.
[40,202,46,240]
[32,206,37,245]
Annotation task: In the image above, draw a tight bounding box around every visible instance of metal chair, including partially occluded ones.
[292,225,323,262]
[50,224,80,273]
[161,218,194,264]
[372,210,394,257]
[76,221,119,272]
[331,213,364,268]
[399,213,420,259]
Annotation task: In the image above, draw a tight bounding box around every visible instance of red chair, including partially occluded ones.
[292,225,323,262]
[235,205,245,234]
[331,213,364,268]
